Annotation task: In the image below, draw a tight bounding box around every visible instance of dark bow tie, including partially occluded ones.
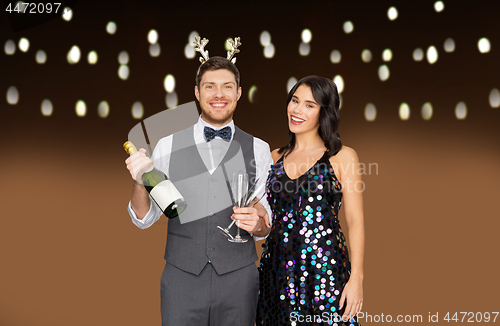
[204,126,232,142]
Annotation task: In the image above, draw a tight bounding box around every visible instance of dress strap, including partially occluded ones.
[318,150,328,162]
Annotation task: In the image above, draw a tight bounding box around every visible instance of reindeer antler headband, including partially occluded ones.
[193,36,242,64]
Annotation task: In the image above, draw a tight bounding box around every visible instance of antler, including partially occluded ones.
[226,37,241,64]
[193,36,210,64]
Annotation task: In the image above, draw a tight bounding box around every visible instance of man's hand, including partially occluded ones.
[124,148,153,184]
[231,202,270,238]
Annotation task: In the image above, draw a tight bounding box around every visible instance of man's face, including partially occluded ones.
[195,69,241,127]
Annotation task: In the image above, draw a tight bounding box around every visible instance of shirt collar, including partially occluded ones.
[196,115,235,140]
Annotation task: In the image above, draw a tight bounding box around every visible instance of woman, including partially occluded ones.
[255,76,365,325]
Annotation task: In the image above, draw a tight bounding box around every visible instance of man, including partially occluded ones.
[125,55,272,325]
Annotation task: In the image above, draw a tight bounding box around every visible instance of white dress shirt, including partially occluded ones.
[127,116,273,240]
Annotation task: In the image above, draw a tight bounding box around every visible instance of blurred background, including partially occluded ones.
[1,0,499,325]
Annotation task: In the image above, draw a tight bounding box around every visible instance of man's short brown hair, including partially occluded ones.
[195,56,241,89]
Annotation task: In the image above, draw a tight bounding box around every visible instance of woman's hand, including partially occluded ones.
[339,275,363,322]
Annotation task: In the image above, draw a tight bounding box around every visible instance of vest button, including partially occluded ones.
[210,195,215,199]
[209,230,214,234]
[208,248,213,251]
[209,212,214,216]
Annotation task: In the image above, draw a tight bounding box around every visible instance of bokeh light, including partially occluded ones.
[132,101,144,119]
[249,85,258,103]
[330,50,341,64]
[188,31,198,43]
[434,1,444,12]
[184,43,195,59]
[98,101,110,118]
[343,21,354,34]
[378,65,390,81]
[455,102,467,119]
[16,1,27,13]
[4,40,15,55]
[301,29,312,43]
[75,100,86,117]
[149,43,160,57]
[361,49,372,63]
[41,99,53,116]
[489,88,500,108]
[264,43,275,59]
[166,92,178,108]
[421,102,433,120]
[478,38,491,53]
[19,38,29,52]
[260,31,271,47]
[164,74,176,93]
[224,38,232,52]
[118,65,129,80]
[62,7,72,21]
[444,38,455,52]
[333,75,344,93]
[148,30,158,44]
[382,48,392,62]
[426,46,438,64]
[118,51,129,64]
[7,86,19,105]
[106,21,117,34]
[299,42,310,56]
[364,103,376,121]
[287,77,297,93]
[67,45,81,64]
[413,48,424,61]
[388,7,398,20]
[36,50,47,64]
[87,51,97,64]
[399,103,410,120]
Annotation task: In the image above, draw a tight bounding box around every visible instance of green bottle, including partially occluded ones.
[124,141,187,219]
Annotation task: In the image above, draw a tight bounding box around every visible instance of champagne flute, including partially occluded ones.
[229,171,248,243]
[217,176,262,238]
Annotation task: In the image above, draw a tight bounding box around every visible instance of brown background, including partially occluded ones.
[1,0,499,325]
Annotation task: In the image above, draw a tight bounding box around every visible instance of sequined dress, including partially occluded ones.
[256,152,360,326]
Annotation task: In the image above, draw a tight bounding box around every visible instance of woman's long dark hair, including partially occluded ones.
[278,75,342,158]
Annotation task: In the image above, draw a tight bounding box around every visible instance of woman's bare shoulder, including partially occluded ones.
[333,145,358,162]
[328,145,359,180]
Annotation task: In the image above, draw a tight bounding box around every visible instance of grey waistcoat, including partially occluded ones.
[165,125,257,275]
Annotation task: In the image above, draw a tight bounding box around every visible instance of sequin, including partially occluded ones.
[256,152,360,326]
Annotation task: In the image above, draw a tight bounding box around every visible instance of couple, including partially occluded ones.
[125,50,364,325]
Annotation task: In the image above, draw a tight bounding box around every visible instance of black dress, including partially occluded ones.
[256,152,361,326]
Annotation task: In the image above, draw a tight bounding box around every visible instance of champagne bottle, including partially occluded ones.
[123,141,187,219]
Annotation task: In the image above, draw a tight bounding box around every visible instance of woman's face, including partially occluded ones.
[287,84,321,135]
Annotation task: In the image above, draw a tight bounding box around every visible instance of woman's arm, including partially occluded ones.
[332,146,365,321]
